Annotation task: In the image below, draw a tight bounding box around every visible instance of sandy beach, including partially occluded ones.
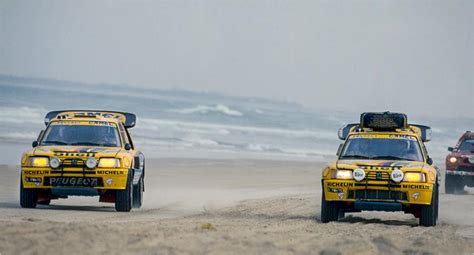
[1,158,474,255]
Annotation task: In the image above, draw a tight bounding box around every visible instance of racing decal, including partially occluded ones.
[327,182,354,187]
[96,170,125,175]
[25,177,42,183]
[401,184,430,190]
[45,177,102,187]
[54,152,95,157]
[328,187,343,193]
[388,134,417,140]
[23,170,50,175]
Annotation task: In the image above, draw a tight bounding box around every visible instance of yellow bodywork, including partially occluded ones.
[322,127,438,206]
[21,116,139,190]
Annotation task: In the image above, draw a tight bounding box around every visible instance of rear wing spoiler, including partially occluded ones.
[337,123,432,142]
[45,110,137,128]
[410,124,432,142]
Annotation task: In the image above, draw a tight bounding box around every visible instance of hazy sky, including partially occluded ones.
[0,0,472,116]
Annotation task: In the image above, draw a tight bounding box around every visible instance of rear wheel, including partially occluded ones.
[445,175,463,194]
[321,188,339,223]
[115,170,133,212]
[419,184,438,227]
[20,177,37,208]
[132,175,143,208]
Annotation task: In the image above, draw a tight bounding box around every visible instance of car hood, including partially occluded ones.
[32,146,122,157]
[336,160,426,171]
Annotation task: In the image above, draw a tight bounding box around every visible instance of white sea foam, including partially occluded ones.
[171,104,243,117]
[0,131,37,140]
[138,118,336,140]
[0,106,45,124]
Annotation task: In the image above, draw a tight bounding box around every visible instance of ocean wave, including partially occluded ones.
[137,118,336,140]
[171,104,243,117]
[0,106,45,124]
[0,131,37,141]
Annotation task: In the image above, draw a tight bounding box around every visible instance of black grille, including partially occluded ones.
[348,189,408,201]
[61,158,85,167]
[458,166,474,172]
[366,171,391,181]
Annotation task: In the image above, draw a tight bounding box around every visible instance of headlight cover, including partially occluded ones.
[333,170,353,180]
[390,169,404,182]
[98,158,120,168]
[29,157,49,167]
[403,172,426,182]
[49,157,61,168]
[86,157,98,169]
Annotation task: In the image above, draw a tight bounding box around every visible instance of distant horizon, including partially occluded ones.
[1,73,473,121]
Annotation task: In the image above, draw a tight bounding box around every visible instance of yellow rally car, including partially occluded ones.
[20,110,145,212]
[321,112,439,226]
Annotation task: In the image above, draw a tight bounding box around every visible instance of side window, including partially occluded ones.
[118,123,131,148]
[420,143,429,161]
[125,128,135,150]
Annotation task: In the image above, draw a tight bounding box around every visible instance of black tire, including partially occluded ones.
[115,170,133,212]
[419,184,438,227]
[321,187,339,223]
[38,200,51,205]
[20,177,37,208]
[338,210,345,220]
[445,175,463,194]
[132,175,143,209]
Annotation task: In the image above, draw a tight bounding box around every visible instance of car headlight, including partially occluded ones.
[449,157,457,163]
[28,157,49,167]
[390,169,404,182]
[333,170,353,180]
[353,168,366,181]
[403,172,426,182]
[98,158,120,168]
[85,157,98,169]
[49,157,61,168]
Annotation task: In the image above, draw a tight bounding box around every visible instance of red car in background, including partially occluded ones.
[445,131,474,194]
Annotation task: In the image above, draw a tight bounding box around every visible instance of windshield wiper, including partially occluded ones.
[371,156,416,161]
[70,142,117,147]
[41,141,69,145]
[340,155,371,160]
[70,142,103,146]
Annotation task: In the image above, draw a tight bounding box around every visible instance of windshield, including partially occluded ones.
[458,139,474,152]
[340,136,423,161]
[41,122,121,147]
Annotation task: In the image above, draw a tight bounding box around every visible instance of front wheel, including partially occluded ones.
[419,184,438,227]
[115,170,133,212]
[20,177,37,208]
[320,188,339,223]
[132,175,143,209]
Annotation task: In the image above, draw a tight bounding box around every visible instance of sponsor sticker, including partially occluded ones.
[47,177,99,187]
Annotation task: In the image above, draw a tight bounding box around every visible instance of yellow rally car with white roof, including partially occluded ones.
[321,112,439,226]
[20,110,145,212]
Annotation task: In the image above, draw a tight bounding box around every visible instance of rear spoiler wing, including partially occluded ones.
[45,110,137,128]
[410,124,432,142]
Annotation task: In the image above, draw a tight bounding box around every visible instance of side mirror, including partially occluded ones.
[448,147,454,152]
[336,143,344,156]
[125,143,132,150]
[427,157,433,165]
[32,141,39,148]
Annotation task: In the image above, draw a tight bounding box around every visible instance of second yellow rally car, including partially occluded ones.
[321,112,439,226]
[20,110,145,212]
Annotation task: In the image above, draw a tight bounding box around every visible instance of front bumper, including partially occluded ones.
[22,167,129,189]
[446,170,474,176]
[323,179,433,205]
